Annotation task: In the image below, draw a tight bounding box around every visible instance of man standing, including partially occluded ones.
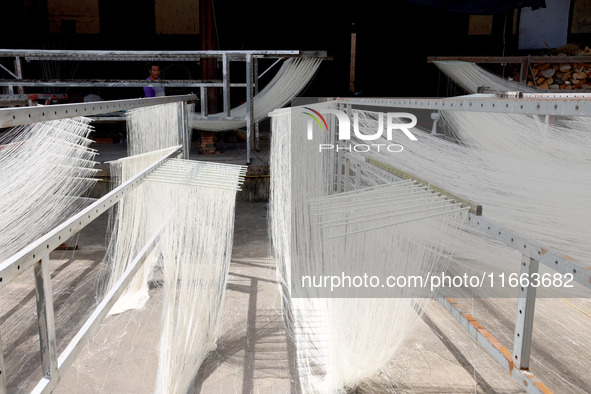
[144,63,166,97]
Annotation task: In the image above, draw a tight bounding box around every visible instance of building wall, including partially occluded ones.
[155,0,199,34]
[46,0,200,35]
[48,0,100,34]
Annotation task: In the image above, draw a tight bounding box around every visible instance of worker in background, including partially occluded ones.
[144,63,166,97]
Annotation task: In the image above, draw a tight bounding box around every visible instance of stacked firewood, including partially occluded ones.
[527,62,591,90]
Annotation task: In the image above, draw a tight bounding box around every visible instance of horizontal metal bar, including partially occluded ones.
[145,178,244,191]
[437,295,552,393]
[86,116,126,122]
[0,94,195,127]
[147,168,247,179]
[0,146,181,290]
[0,94,67,100]
[0,49,317,61]
[522,92,591,99]
[468,214,591,290]
[335,97,591,117]
[164,158,248,170]
[0,79,240,88]
[0,94,24,100]
[192,115,247,121]
[428,55,591,64]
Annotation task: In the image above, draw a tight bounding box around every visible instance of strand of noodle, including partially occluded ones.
[269,104,469,393]
[190,58,323,130]
[0,117,97,261]
[434,60,538,94]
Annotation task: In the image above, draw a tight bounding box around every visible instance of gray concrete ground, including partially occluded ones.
[1,139,590,393]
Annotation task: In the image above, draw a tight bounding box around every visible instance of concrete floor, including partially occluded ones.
[1,138,591,393]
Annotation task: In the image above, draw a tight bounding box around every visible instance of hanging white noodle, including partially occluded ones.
[434,61,538,94]
[269,104,468,393]
[154,178,240,394]
[104,100,245,392]
[0,117,98,261]
[190,58,323,131]
[347,108,591,264]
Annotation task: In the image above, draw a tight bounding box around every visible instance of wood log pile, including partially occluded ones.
[521,44,591,90]
[526,62,591,90]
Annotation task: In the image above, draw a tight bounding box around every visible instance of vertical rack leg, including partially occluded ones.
[334,103,344,192]
[513,254,538,370]
[245,54,254,165]
[177,102,184,157]
[14,57,23,95]
[200,87,208,118]
[34,256,58,381]
[181,102,190,159]
[519,56,529,87]
[344,157,350,192]
[222,54,230,118]
[254,58,260,152]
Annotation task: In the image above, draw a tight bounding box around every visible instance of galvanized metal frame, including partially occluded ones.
[22,145,246,393]
[0,49,327,165]
[329,96,591,393]
[352,157,568,393]
[0,146,181,291]
[0,91,198,393]
[0,49,325,61]
[33,226,163,394]
[0,145,181,393]
[0,94,196,128]
[0,79,248,88]
[335,96,591,117]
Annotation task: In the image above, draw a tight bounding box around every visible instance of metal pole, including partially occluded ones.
[334,103,344,192]
[200,87,208,117]
[513,254,539,370]
[519,57,528,87]
[178,102,190,159]
[222,54,230,118]
[183,102,191,159]
[344,157,350,192]
[14,57,23,95]
[254,58,260,151]
[245,54,254,165]
[355,161,362,190]
[33,255,58,381]
[0,94,196,128]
